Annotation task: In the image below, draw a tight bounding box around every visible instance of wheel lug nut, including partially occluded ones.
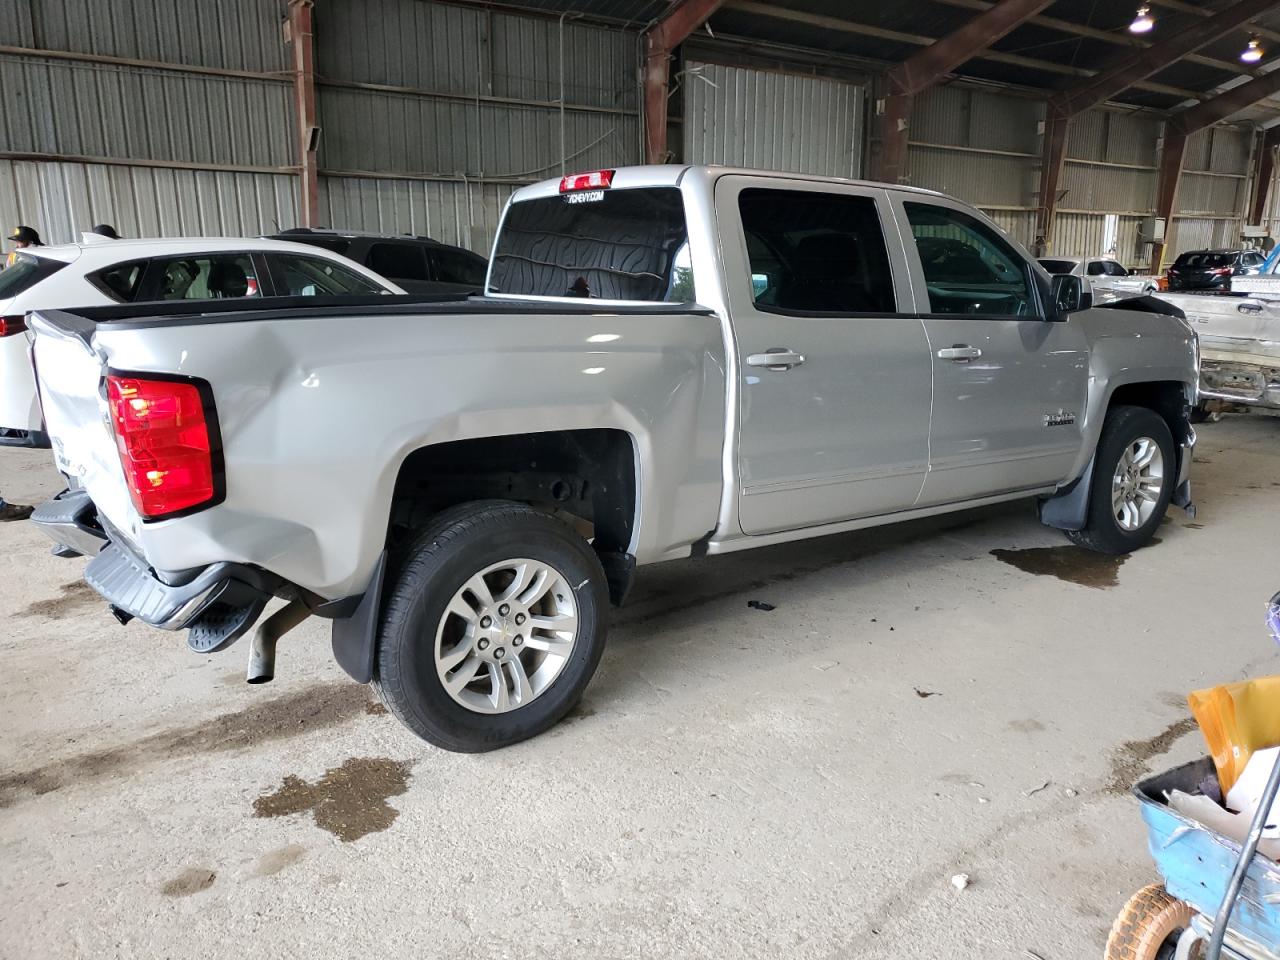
[514,613,525,625]
[499,604,510,616]
[480,616,492,628]
[494,647,505,659]
[513,635,523,646]
[478,638,489,650]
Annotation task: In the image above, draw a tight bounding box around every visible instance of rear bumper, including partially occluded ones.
[32,488,274,651]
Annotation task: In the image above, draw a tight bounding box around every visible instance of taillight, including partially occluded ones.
[0,315,26,337]
[559,169,614,192]
[105,373,222,519]
[1213,267,1232,275]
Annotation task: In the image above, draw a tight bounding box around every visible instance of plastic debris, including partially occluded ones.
[914,688,940,698]
[746,600,776,612]
[951,873,970,891]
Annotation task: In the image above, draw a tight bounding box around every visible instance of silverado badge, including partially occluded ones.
[1044,410,1077,427]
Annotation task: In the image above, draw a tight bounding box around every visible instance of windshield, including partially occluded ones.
[488,187,692,301]
[1174,252,1233,269]
[0,253,67,298]
[1038,259,1076,275]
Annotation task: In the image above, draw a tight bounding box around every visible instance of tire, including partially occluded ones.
[1067,405,1176,555]
[373,500,609,752]
[1104,884,1197,960]
[1189,404,1222,425]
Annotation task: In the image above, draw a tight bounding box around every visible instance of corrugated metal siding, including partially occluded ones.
[907,86,1039,207]
[317,86,636,178]
[1,0,288,71]
[0,158,297,243]
[2,54,293,167]
[982,209,1036,248]
[1177,173,1247,217]
[319,176,515,254]
[683,62,863,177]
[1066,109,1160,166]
[1059,162,1154,214]
[1049,213,1150,269]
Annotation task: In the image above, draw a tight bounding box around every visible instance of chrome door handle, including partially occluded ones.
[746,349,806,371]
[937,345,982,362]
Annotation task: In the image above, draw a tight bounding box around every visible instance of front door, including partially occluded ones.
[891,198,1089,506]
[716,177,934,536]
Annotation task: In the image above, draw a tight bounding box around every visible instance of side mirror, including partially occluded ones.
[1050,274,1092,319]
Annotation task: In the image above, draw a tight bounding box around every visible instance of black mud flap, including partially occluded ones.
[329,552,387,684]
[1038,459,1094,532]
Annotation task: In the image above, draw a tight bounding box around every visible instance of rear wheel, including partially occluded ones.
[1067,405,1175,554]
[374,501,609,752]
[1104,884,1198,960]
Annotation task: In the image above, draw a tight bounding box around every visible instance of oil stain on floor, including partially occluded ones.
[19,580,99,620]
[253,757,412,842]
[0,683,377,808]
[989,546,1127,589]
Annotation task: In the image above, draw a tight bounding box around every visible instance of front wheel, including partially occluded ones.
[1067,405,1175,555]
[1104,884,1197,960]
[373,501,609,752]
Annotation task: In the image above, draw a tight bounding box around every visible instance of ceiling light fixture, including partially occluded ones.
[1241,37,1264,63]
[1129,5,1155,34]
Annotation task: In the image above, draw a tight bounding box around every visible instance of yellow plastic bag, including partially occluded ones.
[1188,675,1280,795]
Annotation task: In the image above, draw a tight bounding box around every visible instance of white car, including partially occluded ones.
[0,237,402,446]
[1038,256,1160,303]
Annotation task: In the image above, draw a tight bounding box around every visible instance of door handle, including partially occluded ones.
[746,349,806,371]
[937,344,982,362]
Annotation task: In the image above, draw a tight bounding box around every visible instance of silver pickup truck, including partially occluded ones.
[28,165,1198,751]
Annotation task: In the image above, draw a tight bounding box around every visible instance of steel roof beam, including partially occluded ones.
[1050,0,1279,118]
[1149,0,1280,44]
[644,0,727,163]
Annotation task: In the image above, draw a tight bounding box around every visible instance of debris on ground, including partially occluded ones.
[914,688,940,698]
[746,600,776,612]
[1025,780,1052,797]
[950,873,970,891]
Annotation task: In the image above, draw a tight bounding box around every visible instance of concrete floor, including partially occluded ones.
[2,416,1278,960]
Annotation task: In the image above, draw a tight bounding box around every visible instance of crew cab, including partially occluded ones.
[28,165,1199,752]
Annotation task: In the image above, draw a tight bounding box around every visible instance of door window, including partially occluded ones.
[1086,261,1106,276]
[1103,261,1129,277]
[738,188,896,314]
[904,203,1035,318]
[368,243,429,282]
[152,255,261,300]
[431,248,487,285]
[268,253,386,295]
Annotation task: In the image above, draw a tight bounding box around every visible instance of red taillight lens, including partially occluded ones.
[106,374,220,519]
[558,169,614,192]
[0,315,26,337]
[1213,267,1232,275]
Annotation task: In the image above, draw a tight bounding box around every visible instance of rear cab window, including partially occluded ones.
[0,253,67,298]
[488,184,691,302]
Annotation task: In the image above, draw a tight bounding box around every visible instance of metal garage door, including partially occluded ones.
[683,61,864,178]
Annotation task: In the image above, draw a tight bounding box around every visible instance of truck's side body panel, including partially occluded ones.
[33,306,728,597]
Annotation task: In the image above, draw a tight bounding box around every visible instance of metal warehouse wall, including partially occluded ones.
[314,0,641,253]
[683,61,864,178]
[0,0,298,241]
[907,84,1042,248]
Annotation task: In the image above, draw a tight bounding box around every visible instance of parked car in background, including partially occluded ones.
[1038,256,1160,303]
[268,228,488,296]
[0,237,400,447]
[1166,249,1266,292]
[30,165,1197,752]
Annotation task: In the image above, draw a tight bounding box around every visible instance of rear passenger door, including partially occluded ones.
[893,198,1089,506]
[716,176,933,535]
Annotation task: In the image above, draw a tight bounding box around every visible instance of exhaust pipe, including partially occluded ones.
[246,598,312,684]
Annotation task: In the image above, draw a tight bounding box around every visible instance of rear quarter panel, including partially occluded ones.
[87,308,727,597]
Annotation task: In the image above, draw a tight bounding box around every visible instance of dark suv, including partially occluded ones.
[268,229,488,295]
[1167,248,1266,291]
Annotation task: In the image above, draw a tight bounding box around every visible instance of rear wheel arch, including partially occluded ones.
[386,428,640,603]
